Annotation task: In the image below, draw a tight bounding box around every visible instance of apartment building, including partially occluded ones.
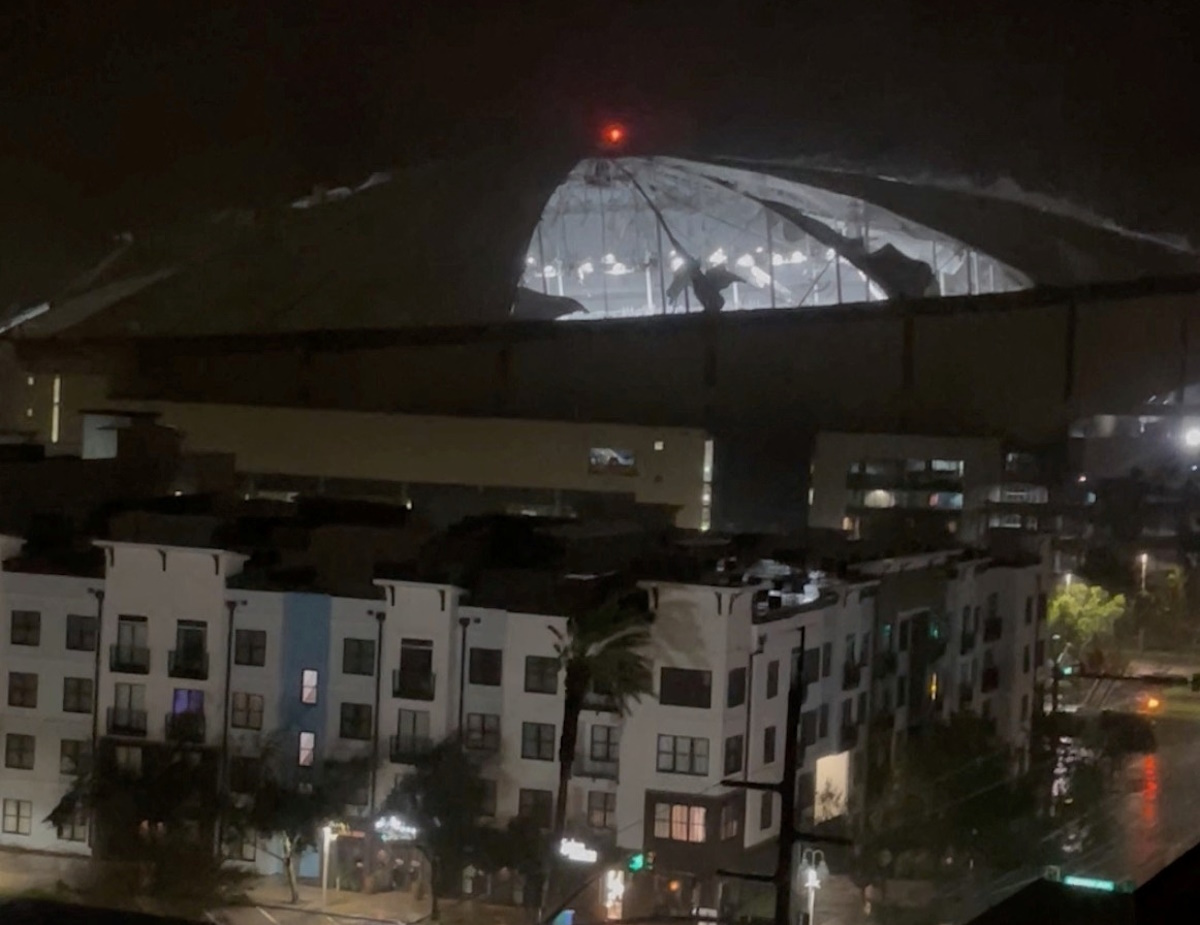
[0,534,1044,901]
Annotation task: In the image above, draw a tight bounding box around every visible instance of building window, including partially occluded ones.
[469,648,503,686]
[57,811,88,843]
[653,803,706,843]
[727,667,747,707]
[801,710,817,746]
[724,734,744,775]
[342,638,376,676]
[590,724,619,761]
[114,745,142,776]
[818,703,829,738]
[720,802,740,840]
[760,792,774,830]
[524,656,558,694]
[821,643,832,679]
[298,731,316,766]
[1023,645,1031,674]
[898,621,910,652]
[466,713,501,752]
[60,739,91,776]
[587,791,617,829]
[480,779,498,817]
[897,675,908,707]
[4,734,34,770]
[65,614,97,652]
[395,709,431,754]
[656,734,709,775]
[234,629,267,666]
[763,726,777,764]
[231,692,264,730]
[517,788,553,828]
[766,660,780,699]
[659,667,712,708]
[588,447,637,475]
[1021,694,1030,721]
[339,703,373,740]
[1024,597,1033,625]
[521,722,555,761]
[62,677,94,714]
[300,669,319,704]
[7,672,37,708]
[2,799,32,836]
[10,610,40,647]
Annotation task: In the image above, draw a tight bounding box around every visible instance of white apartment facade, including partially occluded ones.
[0,536,1043,892]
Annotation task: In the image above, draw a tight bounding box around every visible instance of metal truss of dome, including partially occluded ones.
[513,157,1031,322]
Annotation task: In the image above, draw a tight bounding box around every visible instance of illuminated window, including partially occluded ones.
[863,489,895,509]
[300,670,318,704]
[2,799,32,835]
[653,440,665,452]
[589,447,637,476]
[298,731,315,766]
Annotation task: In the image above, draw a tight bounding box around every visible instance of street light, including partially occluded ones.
[1139,552,1149,593]
[794,849,829,925]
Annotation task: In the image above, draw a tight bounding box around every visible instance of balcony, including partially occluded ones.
[392,670,436,701]
[874,651,898,677]
[165,711,207,744]
[960,632,976,655]
[959,683,975,705]
[983,617,1003,643]
[583,691,621,713]
[169,649,210,680]
[839,724,859,750]
[389,734,434,764]
[574,754,620,780]
[926,637,948,662]
[110,644,150,674]
[842,661,862,690]
[107,707,148,737]
[981,666,1000,693]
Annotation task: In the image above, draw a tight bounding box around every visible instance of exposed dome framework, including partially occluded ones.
[516,157,1030,321]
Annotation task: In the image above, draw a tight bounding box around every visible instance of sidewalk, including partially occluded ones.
[245,877,533,925]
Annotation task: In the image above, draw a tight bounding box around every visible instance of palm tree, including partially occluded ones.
[548,590,655,839]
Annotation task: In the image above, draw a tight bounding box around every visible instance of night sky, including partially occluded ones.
[1,0,1198,237]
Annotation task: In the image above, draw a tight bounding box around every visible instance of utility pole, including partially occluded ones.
[718,628,852,925]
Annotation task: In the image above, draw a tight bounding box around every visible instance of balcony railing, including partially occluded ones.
[107,707,148,736]
[392,670,436,701]
[839,724,859,750]
[583,691,621,713]
[842,661,863,690]
[960,632,976,655]
[389,734,434,764]
[574,754,620,780]
[874,651,898,677]
[983,617,1003,643]
[110,644,150,674]
[169,649,210,680]
[165,711,207,744]
[981,666,1000,693]
[959,683,975,705]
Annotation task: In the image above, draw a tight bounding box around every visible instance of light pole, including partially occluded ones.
[795,849,828,925]
[321,824,334,908]
[1139,552,1149,593]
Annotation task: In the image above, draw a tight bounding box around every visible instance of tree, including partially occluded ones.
[230,742,369,904]
[383,737,490,901]
[1048,581,1126,651]
[549,590,654,839]
[46,744,250,917]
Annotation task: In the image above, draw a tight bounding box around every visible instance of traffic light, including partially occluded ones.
[627,851,654,872]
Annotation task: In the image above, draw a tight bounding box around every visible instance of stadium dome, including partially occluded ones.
[513,156,1030,322]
